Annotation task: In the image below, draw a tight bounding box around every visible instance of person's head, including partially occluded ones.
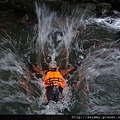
[49,61,58,70]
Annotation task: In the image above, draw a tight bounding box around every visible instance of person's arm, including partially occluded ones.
[32,69,48,79]
[24,56,44,76]
[60,66,75,76]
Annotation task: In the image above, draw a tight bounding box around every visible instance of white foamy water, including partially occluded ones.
[1,1,120,115]
[80,43,120,114]
[87,17,120,30]
[35,3,86,67]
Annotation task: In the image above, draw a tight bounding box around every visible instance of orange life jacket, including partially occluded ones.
[43,70,65,89]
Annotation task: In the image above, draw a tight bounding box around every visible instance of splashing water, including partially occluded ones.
[87,17,120,31]
[1,1,120,115]
[79,42,120,114]
[0,3,88,114]
[29,4,88,114]
[35,3,87,68]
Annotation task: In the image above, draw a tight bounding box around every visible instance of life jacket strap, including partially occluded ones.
[45,77,62,86]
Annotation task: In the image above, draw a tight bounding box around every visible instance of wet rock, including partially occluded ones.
[105,0,120,12]
[96,3,112,18]
[81,2,96,11]
[11,0,120,15]
[96,2,120,18]
[112,10,120,18]
[20,14,29,23]
[19,19,38,30]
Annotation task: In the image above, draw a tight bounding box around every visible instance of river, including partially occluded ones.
[0,3,120,115]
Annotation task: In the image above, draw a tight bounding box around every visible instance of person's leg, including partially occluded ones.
[46,86,63,103]
[46,86,54,103]
[53,86,59,102]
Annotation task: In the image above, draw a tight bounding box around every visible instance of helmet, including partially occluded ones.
[49,61,57,69]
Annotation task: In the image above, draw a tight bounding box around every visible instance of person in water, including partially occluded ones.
[38,61,74,104]
[18,60,75,104]
[40,61,75,104]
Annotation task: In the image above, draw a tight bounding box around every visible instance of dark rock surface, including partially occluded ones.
[0,0,120,30]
